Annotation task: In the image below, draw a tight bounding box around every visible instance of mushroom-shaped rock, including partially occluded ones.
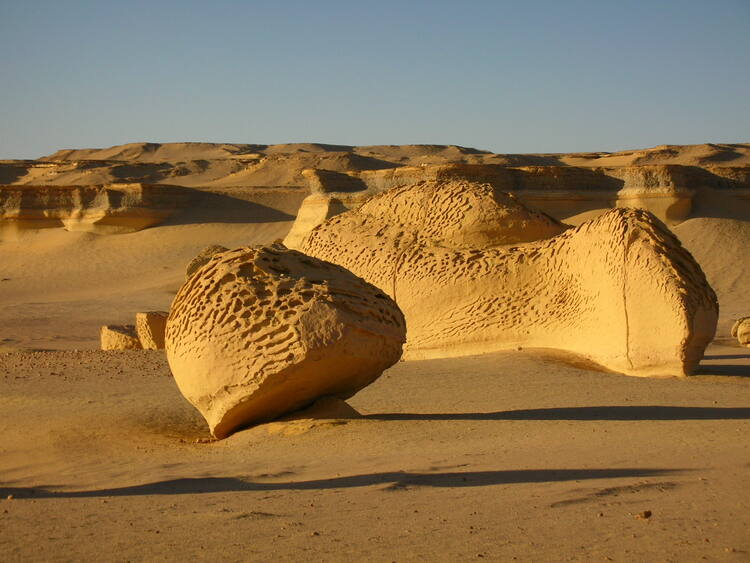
[185,245,229,279]
[165,244,406,438]
[294,181,718,377]
[100,325,142,350]
[135,311,168,350]
[732,317,750,347]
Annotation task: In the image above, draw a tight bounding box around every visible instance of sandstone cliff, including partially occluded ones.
[0,183,193,234]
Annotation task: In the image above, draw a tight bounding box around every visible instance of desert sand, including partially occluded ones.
[1,142,748,561]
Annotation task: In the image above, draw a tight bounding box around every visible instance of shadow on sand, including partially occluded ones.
[364,405,750,422]
[703,354,750,361]
[694,365,750,377]
[166,191,295,225]
[1,468,678,499]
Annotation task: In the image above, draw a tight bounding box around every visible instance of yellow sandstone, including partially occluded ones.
[165,244,406,438]
[294,180,718,377]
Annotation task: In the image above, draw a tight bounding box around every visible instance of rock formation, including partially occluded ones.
[185,245,229,279]
[165,244,406,438]
[100,325,142,350]
[135,311,168,350]
[731,317,750,347]
[3,142,748,238]
[293,180,719,377]
[0,183,192,234]
[285,162,750,246]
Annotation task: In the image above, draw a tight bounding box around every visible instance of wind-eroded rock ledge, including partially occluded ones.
[0,183,193,234]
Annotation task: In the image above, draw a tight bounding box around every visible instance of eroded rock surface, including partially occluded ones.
[100,325,142,350]
[165,244,406,438]
[732,317,750,347]
[185,245,229,279]
[135,311,168,350]
[285,162,750,246]
[294,181,718,377]
[0,183,192,234]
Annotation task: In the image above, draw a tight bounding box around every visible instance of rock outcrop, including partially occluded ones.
[100,325,142,350]
[185,245,229,279]
[731,317,750,347]
[285,163,750,246]
[293,180,718,377]
[165,244,406,438]
[4,143,748,239]
[0,183,192,234]
[135,311,168,350]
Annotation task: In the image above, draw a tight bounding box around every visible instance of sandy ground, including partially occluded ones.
[0,220,292,351]
[0,344,748,561]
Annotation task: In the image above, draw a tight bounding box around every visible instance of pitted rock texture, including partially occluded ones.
[185,245,229,279]
[731,317,750,347]
[135,311,168,350]
[165,244,406,438]
[285,179,568,249]
[295,182,718,377]
[360,180,568,248]
[100,325,142,350]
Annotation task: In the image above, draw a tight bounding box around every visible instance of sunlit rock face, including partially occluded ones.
[0,183,192,234]
[165,244,406,438]
[296,180,718,377]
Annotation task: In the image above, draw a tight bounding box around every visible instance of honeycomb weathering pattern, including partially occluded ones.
[295,181,719,377]
[165,244,406,438]
[185,245,229,280]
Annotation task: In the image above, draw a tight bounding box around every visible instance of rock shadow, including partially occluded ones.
[703,354,750,360]
[0,467,678,499]
[166,191,294,225]
[694,365,750,378]
[365,405,750,422]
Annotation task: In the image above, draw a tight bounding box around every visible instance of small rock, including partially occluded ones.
[100,325,142,350]
[731,317,750,347]
[135,311,168,350]
[635,510,652,520]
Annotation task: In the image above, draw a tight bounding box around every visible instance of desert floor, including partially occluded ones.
[1,345,748,561]
[1,197,749,560]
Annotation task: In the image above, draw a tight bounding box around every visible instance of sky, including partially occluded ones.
[1,0,749,159]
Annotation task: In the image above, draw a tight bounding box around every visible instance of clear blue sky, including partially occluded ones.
[1,0,748,158]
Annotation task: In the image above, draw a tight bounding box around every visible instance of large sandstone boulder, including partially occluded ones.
[731,317,750,347]
[135,311,168,350]
[100,325,142,350]
[292,180,718,377]
[165,244,406,438]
